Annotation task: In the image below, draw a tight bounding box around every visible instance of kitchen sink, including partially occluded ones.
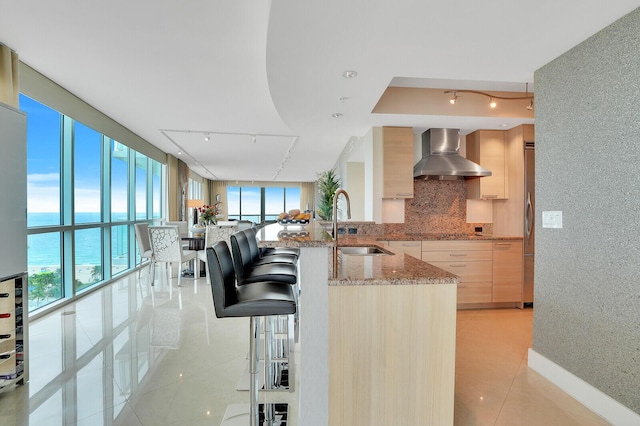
[338,245,392,256]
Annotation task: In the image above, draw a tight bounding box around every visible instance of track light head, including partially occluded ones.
[449,92,457,105]
[526,99,534,110]
[489,98,497,108]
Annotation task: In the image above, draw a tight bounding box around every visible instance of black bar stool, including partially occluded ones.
[242,228,298,265]
[230,231,299,393]
[245,227,300,259]
[207,241,296,426]
[230,232,297,285]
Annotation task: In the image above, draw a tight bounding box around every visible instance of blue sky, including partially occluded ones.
[22,94,299,217]
[21,94,137,214]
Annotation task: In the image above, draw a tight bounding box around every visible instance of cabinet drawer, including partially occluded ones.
[457,281,492,304]
[388,241,421,248]
[422,240,493,252]
[388,241,422,258]
[422,250,492,262]
[427,260,492,282]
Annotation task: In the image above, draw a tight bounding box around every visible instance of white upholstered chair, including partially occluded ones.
[197,224,237,283]
[148,225,197,286]
[163,221,189,249]
[134,223,153,280]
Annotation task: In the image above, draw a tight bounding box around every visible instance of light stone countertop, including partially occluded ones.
[331,236,459,286]
[255,222,460,287]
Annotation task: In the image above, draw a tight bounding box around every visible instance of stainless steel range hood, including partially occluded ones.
[413,128,491,180]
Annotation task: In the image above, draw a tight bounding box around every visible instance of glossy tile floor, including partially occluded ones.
[0,267,610,425]
[455,309,610,425]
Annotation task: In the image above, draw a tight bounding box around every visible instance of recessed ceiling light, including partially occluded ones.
[500,123,510,127]
[332,113,343,118]
[342,70,358,79]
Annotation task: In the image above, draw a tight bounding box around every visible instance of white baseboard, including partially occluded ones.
[528,349,640,426]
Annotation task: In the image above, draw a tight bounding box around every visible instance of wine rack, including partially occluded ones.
[0,273,28,393]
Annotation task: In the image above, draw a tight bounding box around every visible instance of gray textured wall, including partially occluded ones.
[533,8,640,413]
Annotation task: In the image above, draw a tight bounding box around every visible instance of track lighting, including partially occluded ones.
[204,134,210,142]
[443,83,534,111]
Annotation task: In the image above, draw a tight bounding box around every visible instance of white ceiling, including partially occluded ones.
[1,1,638,182]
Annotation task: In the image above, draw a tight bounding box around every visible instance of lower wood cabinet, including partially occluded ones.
[329,284,456,425]
[420,239,523,305]
[386,240,422,259]
[422,241,493,304]
[492,240,523,302]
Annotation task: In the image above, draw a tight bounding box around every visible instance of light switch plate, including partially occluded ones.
[542,211,563,228]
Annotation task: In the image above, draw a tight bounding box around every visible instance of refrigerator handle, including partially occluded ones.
[526,192,533,239]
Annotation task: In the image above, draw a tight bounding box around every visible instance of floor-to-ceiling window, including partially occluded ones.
[21,94,164,313]
[227,185,301,223]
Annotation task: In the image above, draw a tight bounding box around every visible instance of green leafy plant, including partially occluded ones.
[316,168,341,220]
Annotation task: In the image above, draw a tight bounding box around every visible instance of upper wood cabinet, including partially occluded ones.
[465,130,507,199]
[382,126,414,198]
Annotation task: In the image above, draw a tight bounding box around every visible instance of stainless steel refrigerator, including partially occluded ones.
[523,142,535,303]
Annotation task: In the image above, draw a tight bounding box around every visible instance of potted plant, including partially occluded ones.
[316,168,341,220]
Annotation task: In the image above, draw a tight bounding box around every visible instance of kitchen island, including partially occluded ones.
[255,222,460,426]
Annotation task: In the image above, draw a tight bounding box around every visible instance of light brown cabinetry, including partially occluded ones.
[422,241,493,304]
[382,127,413,198]
[421,239,523,306]
[466,130,507,199]
[329,284,456,425]
[492,240,523,303]
[386,240,421,259]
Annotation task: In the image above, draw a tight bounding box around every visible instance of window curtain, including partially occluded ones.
[300,181,316,216]
[211,180,228,219]
[166,155,179,221]
[202,178,211,206]
[0,45,19,108]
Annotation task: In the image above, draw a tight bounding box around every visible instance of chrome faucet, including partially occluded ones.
[332,188,351,278]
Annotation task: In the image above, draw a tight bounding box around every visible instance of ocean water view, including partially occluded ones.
[28,212,131,267]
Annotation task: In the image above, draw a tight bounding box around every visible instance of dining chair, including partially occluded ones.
[163,221,189,249]
[148,225,197,286]
[134,223,153,280]
[196,224,237,283]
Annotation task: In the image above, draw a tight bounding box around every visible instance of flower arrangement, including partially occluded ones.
[198,202,221,225]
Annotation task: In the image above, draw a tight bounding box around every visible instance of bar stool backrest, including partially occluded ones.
[241,229,262,262]
[230,231,253,282]
[206,241,239,317]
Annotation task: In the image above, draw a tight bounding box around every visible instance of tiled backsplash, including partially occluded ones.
[334,179,493,235]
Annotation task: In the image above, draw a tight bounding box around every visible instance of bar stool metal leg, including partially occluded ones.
[264,316,276,423]
[249,316,260,426]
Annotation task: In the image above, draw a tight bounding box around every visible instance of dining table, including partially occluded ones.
[181,233,206,277]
